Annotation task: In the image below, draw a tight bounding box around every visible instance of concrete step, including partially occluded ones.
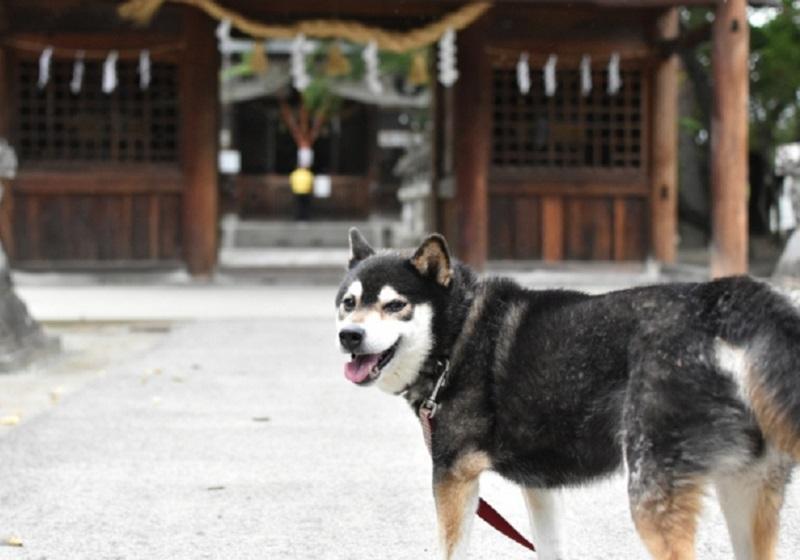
[222,217,398,249]
[217,247,349,285]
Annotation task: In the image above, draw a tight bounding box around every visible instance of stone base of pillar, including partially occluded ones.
[0,277,59,372]
[773,229,800,282]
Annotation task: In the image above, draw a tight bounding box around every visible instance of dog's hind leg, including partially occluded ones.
[714,456,791,560]
[521,487,565,560]
[629,475,706,560]
[433,451,490,560]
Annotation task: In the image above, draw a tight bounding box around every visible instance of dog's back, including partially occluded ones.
[447,275,800,485]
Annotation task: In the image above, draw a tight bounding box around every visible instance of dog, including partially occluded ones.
[336,228,800,560]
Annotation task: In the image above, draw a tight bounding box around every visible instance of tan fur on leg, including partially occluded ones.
[749,379,800,460]
[631,480,705,560]
[433,451,490,559]
[753,481,784,560]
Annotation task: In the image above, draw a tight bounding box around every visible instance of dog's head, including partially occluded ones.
[335,228,454,394]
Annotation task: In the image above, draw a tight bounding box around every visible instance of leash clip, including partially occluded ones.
[420,398,439,419]
[422,359,450,419]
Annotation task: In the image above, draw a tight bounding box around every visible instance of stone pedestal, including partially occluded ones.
[774,229,800,283]
[0,276,59,371]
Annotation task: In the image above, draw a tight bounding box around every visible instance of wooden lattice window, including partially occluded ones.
[13,57,179,163]
[491,66,643,170]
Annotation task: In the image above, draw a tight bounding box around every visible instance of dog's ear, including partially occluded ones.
[410,234,452,287]
[348,228,375,269]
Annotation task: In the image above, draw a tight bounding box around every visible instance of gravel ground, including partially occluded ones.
[0,291,799,558]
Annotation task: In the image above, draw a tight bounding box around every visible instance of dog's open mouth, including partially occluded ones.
[344,340,399,385]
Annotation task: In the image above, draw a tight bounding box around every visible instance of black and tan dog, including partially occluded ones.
[335,228,800,560]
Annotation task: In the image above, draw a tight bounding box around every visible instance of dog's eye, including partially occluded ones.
[383,300,407,313]
[342,296,356,312]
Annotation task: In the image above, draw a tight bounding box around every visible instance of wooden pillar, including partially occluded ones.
[651,8,679,263]
[710,0,749,277]
[453,14,490,269]
[181,8,219,275]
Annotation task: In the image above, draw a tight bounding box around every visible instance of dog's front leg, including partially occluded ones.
[433,452,490,559]
[521,487,566,560]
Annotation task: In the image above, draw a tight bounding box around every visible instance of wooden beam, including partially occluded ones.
[453,12,491,269]
[710,0,749,277]
[181,7,218,276]
[651,7,679,263]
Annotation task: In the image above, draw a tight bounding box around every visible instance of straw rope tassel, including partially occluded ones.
[407,51,429,86]
[325,42,350,78]
[119,0,166,24]
[250,42,269,74]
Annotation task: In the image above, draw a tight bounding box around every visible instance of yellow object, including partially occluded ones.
[0,415,20,426]
[5,536,23,547]
[325,43,351,77]
[119,0,491,53]
[250,42,269,74]
[290,168,314,196]
[408,51,429,86]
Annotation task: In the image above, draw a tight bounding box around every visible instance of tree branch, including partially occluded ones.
[279,99,304,147]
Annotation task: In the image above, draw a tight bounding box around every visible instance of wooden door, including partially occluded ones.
[487,50,650,261]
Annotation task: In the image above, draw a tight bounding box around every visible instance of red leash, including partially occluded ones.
[476,498,535,551]
[419,406,535,552]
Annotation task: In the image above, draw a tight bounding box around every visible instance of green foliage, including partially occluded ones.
[750,0,800,149]
[680,2,800,162]
[301,76,342,115]
[299,42,423,114]
[679,116,705,135]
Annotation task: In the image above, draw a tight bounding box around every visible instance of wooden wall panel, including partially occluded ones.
[8,168,183,266]
[487,192,646,261]
[620,198,648,261]
[489,196,514,259]
[131,195,151,260]
[11,191,182,266]
[234,174,369,219]
[565,198,613,260]
[160,195,181,260]
[514,198,541,260]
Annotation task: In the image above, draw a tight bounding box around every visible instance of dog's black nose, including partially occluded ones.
[339,327,365,351]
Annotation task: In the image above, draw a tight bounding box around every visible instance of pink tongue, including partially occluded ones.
[345,354,382,383]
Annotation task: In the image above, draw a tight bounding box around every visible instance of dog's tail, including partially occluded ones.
[722,279,800,459]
